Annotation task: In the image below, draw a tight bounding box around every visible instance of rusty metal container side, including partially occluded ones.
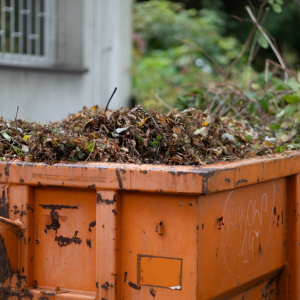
[1,151,300,299]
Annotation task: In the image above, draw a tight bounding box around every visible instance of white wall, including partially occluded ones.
[0,0,132,123]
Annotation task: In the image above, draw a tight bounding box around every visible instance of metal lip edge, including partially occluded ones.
[1,150,300,174]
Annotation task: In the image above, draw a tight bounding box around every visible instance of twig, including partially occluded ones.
[230,15,252,23]
[224,0,268,79]
[247,0,255,12]
[247,9,269,89]
[152,90,174,110]
[136,106,158,128]
[245,6,288,82]
[84,150,93,164]
[14,106,19,133]
[265,59,298,78]
[104,87,117,113]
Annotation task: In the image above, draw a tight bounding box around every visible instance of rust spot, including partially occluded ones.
[202,223,204,230]
[97,194,116,205]
[0,234,13,284]
[112,209,117,215]
[40,204,78,233]
[128,282,141,290]
[20,205,27,217]
[86,239,91,248]
[89,221,96,232]
[16,273,27,288]
[55,230,82,247]
[38,182,42,186]
[88,184,96,189]
[101,282,109,291]
[19,179,24,183]
[38,297,49,300]
[225,178,231,183]
[140,170,148,174]
[259,242,262,254]
[40,291,56,296]
[236,179,248,186]
[13,205,20,215]
[40,204,78,210]
[149,288,156,297]
[116,169,126,189]
[0,189,9,218]
[124,272,128,282]
[96,282,99,288]
[0,286,33,299]
[26,204,33,213]
[273,207,277,216]
[4,163,10,176]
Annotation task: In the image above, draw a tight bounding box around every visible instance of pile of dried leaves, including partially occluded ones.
[0,105,289,165]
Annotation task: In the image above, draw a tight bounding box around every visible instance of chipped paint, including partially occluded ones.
[128,282,141,290]
[4,163,10,176]
[86,239,91,248]
[115,168,126,189]
[236,179,249,186]
[39,204,78,233]
[88,220,96,232]
[149,287,156,297]
[55,231,82,247]
[0,234,13,285]
[0,188,9,218]
[97,193,116,205]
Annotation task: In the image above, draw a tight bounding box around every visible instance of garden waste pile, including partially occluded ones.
[0,105,298,165]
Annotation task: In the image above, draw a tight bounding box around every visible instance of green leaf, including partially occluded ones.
[287,143,300,150]
[283,95,300,104]
[275,146,283,153]
[2,131,11,142]
[71,155,78,163]
[151,141,157,148]
[12,146,21,156]
[268,0,274,4]
[87,140,94,152]
[246,135,252,141]
[275,0,283,4]
[258,34,269,49]
[78,152,85,159]
[272,3,282,13]
[269,123,281,131]
[287,78,300,91]
[156,135,162,141]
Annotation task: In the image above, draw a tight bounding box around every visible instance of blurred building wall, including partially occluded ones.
[0,0,132,123]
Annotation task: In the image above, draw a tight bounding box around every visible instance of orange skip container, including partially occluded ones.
[1,151,300,299]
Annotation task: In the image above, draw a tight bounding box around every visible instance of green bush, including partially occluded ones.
[132,0,243,108]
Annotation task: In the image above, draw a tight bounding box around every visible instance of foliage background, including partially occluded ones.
[132,0,300,111]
